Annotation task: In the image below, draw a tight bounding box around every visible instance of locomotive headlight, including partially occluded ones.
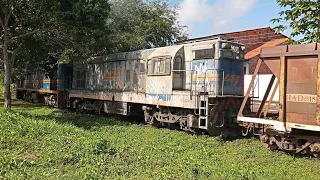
[241,46,245,51]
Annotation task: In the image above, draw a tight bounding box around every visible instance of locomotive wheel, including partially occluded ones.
[152,118,162,128]
[260,135,278,151]
[144,110,154,124]
[48,95,56,107]
[308,143,320,158]
[77,102,84,113]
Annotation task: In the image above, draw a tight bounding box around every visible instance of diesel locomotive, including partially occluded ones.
[16,38,249,137]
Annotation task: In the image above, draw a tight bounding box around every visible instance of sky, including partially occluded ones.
[168,0,290,38]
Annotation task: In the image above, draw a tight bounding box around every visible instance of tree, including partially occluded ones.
[108,0,187,53]
[271,0,320,43]
[0,0,110,108]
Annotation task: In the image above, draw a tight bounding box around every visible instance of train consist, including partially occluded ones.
[15,38,320,157]
[17,38,249,137]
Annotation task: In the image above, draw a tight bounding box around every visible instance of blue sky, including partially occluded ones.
[168,0,290,38]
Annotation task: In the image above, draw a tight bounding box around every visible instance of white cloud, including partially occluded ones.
[178,0,259,34]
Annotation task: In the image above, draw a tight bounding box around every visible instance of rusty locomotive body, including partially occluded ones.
[238,43,320,157]
[69,38,248,136]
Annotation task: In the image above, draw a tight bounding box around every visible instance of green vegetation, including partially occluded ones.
[271,0,320,43]
[1,0,186,109]
[0,101,320,179]
[108,0,187,52]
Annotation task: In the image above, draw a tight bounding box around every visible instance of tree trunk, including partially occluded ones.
[318,17,320,42]
[3,28,11,108]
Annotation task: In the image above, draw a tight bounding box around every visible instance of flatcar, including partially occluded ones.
[68,38,250,136]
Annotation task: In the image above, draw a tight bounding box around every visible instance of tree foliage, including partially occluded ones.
[0,0,187,108]
[0,0,111,108]
[271,0,320,44]
[108,0,187,52]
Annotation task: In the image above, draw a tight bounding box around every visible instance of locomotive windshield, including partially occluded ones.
[192,44,215,60]
[194,47,215,59]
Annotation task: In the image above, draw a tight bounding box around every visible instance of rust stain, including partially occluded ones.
[279,56,285,123]
[16,88,58,94]
[317,55,320,125]
[287,113,316,126]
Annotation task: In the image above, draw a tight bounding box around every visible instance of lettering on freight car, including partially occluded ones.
[287,94,317,103]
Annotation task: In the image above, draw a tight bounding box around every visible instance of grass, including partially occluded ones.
[0,100,320,179]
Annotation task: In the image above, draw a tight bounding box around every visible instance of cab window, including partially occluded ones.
[147,56,171,75]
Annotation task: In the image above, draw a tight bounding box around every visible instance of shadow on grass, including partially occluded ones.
[0,99,146,130]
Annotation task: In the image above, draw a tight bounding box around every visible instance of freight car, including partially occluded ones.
[238,43,320,157]
[16,64,73,108]
[67,38,249,136]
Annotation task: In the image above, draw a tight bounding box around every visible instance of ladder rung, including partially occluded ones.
[199,116,207,119]
[199,107,206,109]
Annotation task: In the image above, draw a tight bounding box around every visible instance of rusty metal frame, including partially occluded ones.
[263,79,279,118]
[260,50,319,58]
[238,58,262,117]
[278,55,286,131]
[317,55,320,125]
[15,88,59,94]
[256,74,276,118]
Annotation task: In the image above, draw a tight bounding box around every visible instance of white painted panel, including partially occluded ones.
[244,74,279,102]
